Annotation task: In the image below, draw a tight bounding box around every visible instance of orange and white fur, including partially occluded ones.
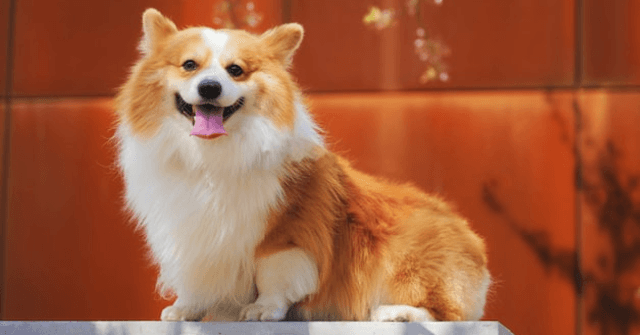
[115,9,490,322]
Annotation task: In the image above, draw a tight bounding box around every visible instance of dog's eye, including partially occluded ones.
[226,64,244,77]
[182,60,198,72]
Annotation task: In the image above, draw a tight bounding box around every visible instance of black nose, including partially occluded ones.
[198,80,222,100]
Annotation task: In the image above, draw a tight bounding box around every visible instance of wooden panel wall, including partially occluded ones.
[0,0,12,320]
[10,0,280,97]
[583,0,640,86]
[0,0,9,96]
[291,0,575,91]
[578,93,640,335]
[1,1,640,335]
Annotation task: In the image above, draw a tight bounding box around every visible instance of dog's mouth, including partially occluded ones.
[175,93,244,122]
[175,93,244,139]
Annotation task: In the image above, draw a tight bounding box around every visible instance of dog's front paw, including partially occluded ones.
[370,305,435,322]
[240,303,288,321]
[161,305,202,321]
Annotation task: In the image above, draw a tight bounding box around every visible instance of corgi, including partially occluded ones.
[115,8,491,322]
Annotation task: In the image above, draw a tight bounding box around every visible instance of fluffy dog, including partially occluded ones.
[115,8,491,322]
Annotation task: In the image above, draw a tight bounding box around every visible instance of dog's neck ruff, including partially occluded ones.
[116,96,324,306]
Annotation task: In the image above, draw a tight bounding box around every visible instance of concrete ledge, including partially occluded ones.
[0,321,513,335]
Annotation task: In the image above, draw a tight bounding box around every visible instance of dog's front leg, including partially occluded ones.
[161,297,206,321]
[240,248,318,321]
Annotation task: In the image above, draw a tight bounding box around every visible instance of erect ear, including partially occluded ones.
[260,23,304,66]
[139,8,178,55]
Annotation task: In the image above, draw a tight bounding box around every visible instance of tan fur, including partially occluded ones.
[115,28,212,138]
[257,153,488,320]
[217,30,298,129]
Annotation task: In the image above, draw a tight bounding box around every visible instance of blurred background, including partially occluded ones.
[0,0,639,334]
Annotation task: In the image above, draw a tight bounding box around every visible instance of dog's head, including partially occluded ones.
[118,9,304,141]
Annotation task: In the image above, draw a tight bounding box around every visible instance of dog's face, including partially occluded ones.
[165,28,252,139]
[119,9,304,140]
[171,30,243,109]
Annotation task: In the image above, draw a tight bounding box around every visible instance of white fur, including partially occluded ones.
[117,83,323,320]
[468,269,491,320]
[441,267,491,321]
[370,305,435,322]
[201,29,229,59]
[240,248,319,321]
[290,94,324,159]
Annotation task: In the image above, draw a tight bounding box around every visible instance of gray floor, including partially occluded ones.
[0,321,514,335]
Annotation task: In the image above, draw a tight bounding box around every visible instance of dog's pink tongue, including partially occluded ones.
[191,107,226,138]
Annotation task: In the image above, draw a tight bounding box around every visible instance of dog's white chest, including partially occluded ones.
[117,125,284,303]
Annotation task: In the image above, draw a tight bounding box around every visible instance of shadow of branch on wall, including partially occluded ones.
[481,180,581,288]
[481,97,640,335]
[581,138,640,335]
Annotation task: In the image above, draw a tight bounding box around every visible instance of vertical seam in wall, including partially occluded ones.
[0,0,17,321]
[573,96,584,335]
[573,1,585,334]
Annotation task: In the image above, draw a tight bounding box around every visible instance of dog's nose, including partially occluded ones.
[198,80,222,100]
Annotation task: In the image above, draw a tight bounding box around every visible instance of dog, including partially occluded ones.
[115,8,491,322]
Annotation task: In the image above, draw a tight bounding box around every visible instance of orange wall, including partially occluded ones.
[1,1,640,335]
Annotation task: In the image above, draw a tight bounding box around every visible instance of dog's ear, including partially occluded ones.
[140,8,178,55]
[260,23,304,67]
